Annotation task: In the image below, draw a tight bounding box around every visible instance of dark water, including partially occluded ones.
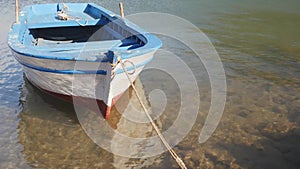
[1,0,299,168]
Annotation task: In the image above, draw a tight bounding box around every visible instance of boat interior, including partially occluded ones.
[24,3,146,51]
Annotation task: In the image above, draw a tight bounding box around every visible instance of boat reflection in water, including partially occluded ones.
[18,77,164,169]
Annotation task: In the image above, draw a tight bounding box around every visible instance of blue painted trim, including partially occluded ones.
[10,47,110,62]
[16,58,107,75]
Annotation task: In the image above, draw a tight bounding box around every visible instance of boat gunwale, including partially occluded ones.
[8,3,162,62]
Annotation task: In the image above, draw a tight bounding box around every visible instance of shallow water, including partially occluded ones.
[1,0,299,168]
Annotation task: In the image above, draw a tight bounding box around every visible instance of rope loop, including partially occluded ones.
[123,60,136,75]
[110,56,136,79]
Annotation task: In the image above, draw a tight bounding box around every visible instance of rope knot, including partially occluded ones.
[57,11,69,20]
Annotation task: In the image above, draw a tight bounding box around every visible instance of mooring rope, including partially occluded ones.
[117,56,187,169]
[57,4,88,26]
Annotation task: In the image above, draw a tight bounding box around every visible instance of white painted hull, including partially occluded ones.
[14,51,154,117]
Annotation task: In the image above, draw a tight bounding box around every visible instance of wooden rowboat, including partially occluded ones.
[8,3,162,118]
